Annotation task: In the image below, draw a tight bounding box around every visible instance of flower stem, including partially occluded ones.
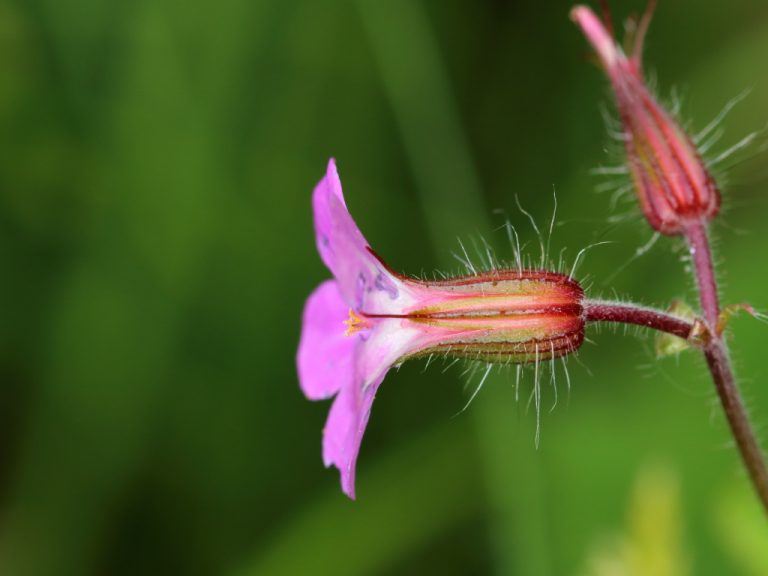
[703,342,768,513]
[686,222,720,326]
[685,220,768,516]
[584,300,694,340]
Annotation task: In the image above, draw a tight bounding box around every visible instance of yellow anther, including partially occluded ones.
[344,309,369,337]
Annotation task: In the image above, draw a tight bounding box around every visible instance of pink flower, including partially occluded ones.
[298,160,585,498]
[571,3,720,235]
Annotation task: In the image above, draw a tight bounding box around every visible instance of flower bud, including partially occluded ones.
[571,4,720,235]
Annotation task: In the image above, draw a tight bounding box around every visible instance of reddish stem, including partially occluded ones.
[584,300,693,340]
[703,342,768,513]
[685,220,768,516]
[686,222,719,326]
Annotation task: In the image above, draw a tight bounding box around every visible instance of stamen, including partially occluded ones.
[344,309,371,336]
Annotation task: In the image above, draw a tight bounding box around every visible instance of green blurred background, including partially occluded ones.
[2,0,768,574]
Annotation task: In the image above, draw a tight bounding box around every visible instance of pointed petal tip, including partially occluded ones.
[321,355,398,502]
[568,5,589,22]
[322,436,357,499]
[341,472,357,500]
[321,384,364,501]
[324,158,345,206]
[570,4,620,69]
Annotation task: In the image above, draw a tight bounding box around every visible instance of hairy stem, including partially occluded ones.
[686,222,720,325]
[703,342,768,513]
[584,300,694,340]
[686,220,768,516]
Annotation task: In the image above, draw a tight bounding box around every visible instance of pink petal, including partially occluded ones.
[312,159,360,276]
[570,6,621,70]
[312,159,414,314]
[321,372,381,500]
[297,280,354,400]
[322,318,426,499]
